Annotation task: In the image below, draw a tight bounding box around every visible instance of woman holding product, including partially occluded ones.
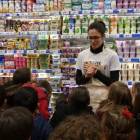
[76,21,121,110]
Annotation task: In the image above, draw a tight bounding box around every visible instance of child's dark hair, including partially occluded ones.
[36,80,52,95]
[56,93,68,109]
[101,105,136,140]
[14,86,38,113]
[50,113,102,140]
[5,84,22,107]
[88,21,106,35]
[68,87,90,110]
[0,106,33,140]
[0,85,6,107]
[13,67,31,84]
[132,82,140,117]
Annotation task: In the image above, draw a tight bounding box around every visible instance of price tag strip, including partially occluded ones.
[27,50,34,54]
[17,50,24,54]
[0,50,5,55]
[7,50,14,53]
[123,58,131,62]
[39,50,46,54]
[37,69,46,73]
[70,11,79,15]
[82,10,90,14]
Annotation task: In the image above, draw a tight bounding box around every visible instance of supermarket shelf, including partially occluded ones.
[1,9,140,17]
[0,31,60,36]
[61,34,140,39]
[122,81,140,85]
[62,58,140,63]
[0,50,60,54]
[0,69,52,73]
[62,80,76,85]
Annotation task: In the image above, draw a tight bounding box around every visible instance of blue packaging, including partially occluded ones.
[92,2,99,10]
[104,1,111,9]
[68,18,75,24]
[72,4,81,10]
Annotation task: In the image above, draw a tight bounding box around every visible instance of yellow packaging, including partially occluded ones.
[50,1,53,11]
[3,0,9,13]
[45,1,50,11]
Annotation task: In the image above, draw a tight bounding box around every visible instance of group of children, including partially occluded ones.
[0,67,140,140]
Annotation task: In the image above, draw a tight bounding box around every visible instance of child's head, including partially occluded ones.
[50,113,102,140]
[56,93,68,109]
[101,105,136,140]
[132,82,140,117]
[14,86,38,114]
[0,106,33,140]
[107,81,132,108]
[36,80,52,98]
[13,67,31,84]
[0,85,6,108]
[68,87,90,110]
[5,84,22,108]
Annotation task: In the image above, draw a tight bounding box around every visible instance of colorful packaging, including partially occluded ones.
[82,26,88,35]
[110,25,117,34]
[75,26,81,34]
[15,0,21,12]
[3,0,9,13]
[75,15,81,25]
[81,15,89,25]
[0,0,2,13]
[69,24,75,35]
[27,0,33,12]
[62,3,72,11]
[62,25,69,34]
[82,3,92,10]
[9,0,15,13]
[72,4,81,10]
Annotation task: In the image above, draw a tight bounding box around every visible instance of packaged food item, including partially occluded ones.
[34,20,40,31]
[7,39,15,50]
[27,0,33,12]
[0,0,2,13]
[69,24,75,35]
[110,25,117,34]
[21,0,27,12]
[72,4,81,10]
[9,0,15,13]
[75,26,81,34]
[82,26,88,35]
[38,35,49,50]
[3,0,9,13]
[62,3,72,11]
[15,0,21,13]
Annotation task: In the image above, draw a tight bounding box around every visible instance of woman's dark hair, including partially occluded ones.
[0,85,6,107]
[68,87,90,110]
[0,106,33,140]
[13,67,31,84]
[14,86,38,113]
[88,21,106,35]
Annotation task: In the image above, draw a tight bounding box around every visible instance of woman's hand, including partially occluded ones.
[83,62,90,71]
[85,66,97,78]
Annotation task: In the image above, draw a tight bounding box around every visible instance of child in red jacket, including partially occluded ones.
[4,67,50,121]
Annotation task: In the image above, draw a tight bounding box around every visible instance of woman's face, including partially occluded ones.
[88,29,105,50]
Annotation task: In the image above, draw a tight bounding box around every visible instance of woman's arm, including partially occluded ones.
[94,70,119,86]
[76,69,90,85]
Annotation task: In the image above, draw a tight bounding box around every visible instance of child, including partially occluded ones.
[132,82,140,140]
[55,93,68,109]
[50,87,94,128]
[0,106,33,140]
[101,105,136,140]
[14,86,53,140]
[0,85,6,115]
[4,67,50,121]
[50,114,101,140]
[36,80,52,102]
[95,81,133,119]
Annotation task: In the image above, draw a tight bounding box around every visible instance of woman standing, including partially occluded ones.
[76,21,121,110]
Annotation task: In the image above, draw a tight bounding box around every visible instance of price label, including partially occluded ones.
[75,35,80,39]
[134,9,140,12]
[51,31,57,34]
[82,10,90,14]
[12,13,17,16]
[53,69,61,73]
[7,50,13,53]
[39,50,46,54]
[38,73,46,77]
[61,35,67,39]
[28,12,33,16]
[105,10,113,13]
[71,11,78,15]
[0,32,4,35]
[21,13,28,16]
[61,58,68,62]
[38,69,46,73]
[70,80,76,84]
[27,50,34,54]
[0,13,5,17]
[17,50,24,54]
[35,12,42,16]
[124,34,132,38]
[105,34,109,38]
[61,11,69,15]
[4,70,11,73]
[95,10,102,13]
[123,58,131,62]
[0,50,5,54]
[5,32,11,35]
[113,34,119,38]
[20,31,27,35]
[69,35,73,39]
[62,80,69,84]
[43,12,50,16]
[119,9,127,13]
[51,50,58,54]
[82,35,87,39]
[51,11,59,15]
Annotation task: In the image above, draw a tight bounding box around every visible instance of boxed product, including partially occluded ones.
[72,4,81,10]
[3,0,9,13]
[33,3,46,12]
[75,26,81,34]
[82,26,88,35]
[82,3,92,10]
[15,0,21,13]
[9,0,15,13]
[62,3,72,11]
